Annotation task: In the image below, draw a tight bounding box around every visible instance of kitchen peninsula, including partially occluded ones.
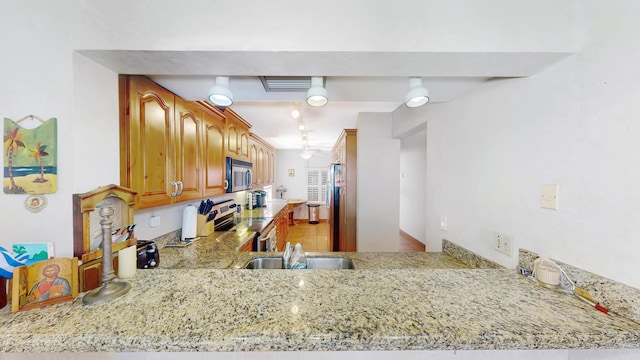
[1,229,639,354]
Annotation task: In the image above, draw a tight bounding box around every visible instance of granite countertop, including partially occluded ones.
[1,224,639,352]
[2,267,639,352]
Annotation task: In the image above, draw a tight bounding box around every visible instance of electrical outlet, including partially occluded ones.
[149,216,161,228]
[494,231,513,256]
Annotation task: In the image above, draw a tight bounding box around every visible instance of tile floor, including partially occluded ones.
[286,220,425,252]
[287,220,331,252]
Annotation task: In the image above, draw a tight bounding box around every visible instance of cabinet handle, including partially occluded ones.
[177,181,184,195]
[170,181,178,197]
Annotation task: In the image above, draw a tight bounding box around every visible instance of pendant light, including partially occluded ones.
[405,77,429,108]
[306,77,328,107]
[291,102,301,119]
[208,76,233,106]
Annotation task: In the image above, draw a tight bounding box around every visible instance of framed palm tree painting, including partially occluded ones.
[3,116,57,194]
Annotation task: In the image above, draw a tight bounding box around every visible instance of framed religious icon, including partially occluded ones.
[11,257,78,312]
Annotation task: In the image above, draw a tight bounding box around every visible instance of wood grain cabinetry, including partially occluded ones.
[238,238,253,252]
[249,133,276,187]
[198,102,227,196]
[223,107,251,161]
[120,75,203,209]
[173,97,203,202]
[120,75,175,209]
[274,206,289,251]
[120,76,276,209]
[332,129,357,252]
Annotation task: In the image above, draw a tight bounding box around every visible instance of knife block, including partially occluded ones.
[197,214,215,237]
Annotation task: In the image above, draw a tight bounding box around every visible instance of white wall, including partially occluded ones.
[399,129,427,245]
[275,149,331,220]
[389,1,640,288]
[357,113,401,252]
[0,0,608,278]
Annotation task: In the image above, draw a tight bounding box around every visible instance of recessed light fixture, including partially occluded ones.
[405,77,429,108]
[306,77,328,107]
[208,76,233,106]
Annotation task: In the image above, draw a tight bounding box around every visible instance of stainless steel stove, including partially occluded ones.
[211,199,238,232]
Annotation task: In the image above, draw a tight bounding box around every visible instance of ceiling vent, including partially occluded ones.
[260,76,313,92]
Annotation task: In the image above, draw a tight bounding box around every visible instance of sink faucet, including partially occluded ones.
[283,242,291,269]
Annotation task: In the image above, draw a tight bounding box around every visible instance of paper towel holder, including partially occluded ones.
[181,205,198,241]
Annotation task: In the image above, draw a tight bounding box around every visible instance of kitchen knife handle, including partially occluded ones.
[595,304,609,314]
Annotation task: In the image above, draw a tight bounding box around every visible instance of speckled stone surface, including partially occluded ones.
[518,249,640,325]
[1,268,639,352]
[443,239,503,269]
[2,230,639,352]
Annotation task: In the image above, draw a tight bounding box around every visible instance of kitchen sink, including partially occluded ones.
[244,256,354,269]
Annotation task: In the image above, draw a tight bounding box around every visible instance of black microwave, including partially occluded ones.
[225,157,253,193]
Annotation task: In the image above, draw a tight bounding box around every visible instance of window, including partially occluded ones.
[307,167,327,203]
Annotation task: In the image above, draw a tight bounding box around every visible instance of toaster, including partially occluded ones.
[136,240,159,269]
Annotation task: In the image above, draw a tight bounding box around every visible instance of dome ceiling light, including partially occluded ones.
[306,77,328,107]
[208,76,233,107]
[405,77,430,108]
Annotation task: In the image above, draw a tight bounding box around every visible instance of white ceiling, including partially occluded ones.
[81,50,570,152]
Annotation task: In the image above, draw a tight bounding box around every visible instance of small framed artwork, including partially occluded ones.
[11,257,78,312]
[288,169,295,177]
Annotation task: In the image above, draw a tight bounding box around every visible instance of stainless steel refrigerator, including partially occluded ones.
[326,163,341,251]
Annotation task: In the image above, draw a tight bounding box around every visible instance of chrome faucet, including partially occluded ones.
[282,242,291,269]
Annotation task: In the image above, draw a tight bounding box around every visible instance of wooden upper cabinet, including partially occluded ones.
[120,75,207,209]
[120,75,176,209]
[226,122,238,157]
[257,147,265,186]
[120,76,275,209]
[199,102,227,196]
[239,131,249,161]
[223,107,251,161]
[249,133,275,188]
[269,151,276,184]
[174,97,203,202]
[249,143,258,187]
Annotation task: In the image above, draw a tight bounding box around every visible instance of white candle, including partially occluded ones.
[117,245,137,279]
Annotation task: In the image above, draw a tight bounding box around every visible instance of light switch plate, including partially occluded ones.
[540,184,559,210]
[440,216,448,230]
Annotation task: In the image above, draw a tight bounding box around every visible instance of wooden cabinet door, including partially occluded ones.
[226,122,238,158]
[239,238,253,252]
[239,130,250,160]
[268,151,275,184]
[249,143,258,187]
[121,75,176,209]
[275,207,288,251]
[257,147,265,186]
[224,108,251,161]
[202,108,227,196]
[174,97,202,202]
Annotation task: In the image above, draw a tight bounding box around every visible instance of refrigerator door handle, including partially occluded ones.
[326,181,331,208]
